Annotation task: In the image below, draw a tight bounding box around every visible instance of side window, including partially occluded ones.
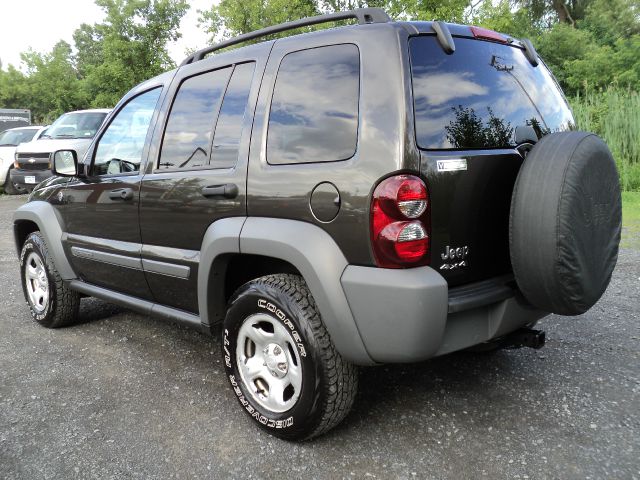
[267,44,360,165]
[210,62,255,169]
[159,67,231,170]
[93,88,161,175]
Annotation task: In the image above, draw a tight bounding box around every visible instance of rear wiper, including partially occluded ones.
[0,143,17,147]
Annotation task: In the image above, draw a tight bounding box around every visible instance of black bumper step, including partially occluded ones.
[447,274,517,314]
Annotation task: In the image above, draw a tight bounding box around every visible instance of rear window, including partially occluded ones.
[410,36,574,150]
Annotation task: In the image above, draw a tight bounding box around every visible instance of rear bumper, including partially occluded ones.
[341,266,548,363]
[10,168,52,189]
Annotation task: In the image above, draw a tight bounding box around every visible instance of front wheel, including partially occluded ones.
[223,274,358,440]
[20,232,80,328]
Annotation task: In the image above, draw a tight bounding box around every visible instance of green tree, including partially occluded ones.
[387,0,469,23]
[199,0,319,40]
[79,0,189,107]
[19,41,86,122]
[199,0,475,40]
[0,66,29,113]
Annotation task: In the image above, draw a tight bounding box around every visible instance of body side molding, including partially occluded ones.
[239,217,373,365]
[13,201,76,280]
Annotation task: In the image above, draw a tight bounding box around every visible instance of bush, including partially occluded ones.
[570,88,640,192]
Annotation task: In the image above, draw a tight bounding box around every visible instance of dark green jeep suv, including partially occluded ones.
[13,8,621,439]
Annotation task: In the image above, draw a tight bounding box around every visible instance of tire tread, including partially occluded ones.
[244,274,358,439]
[21,232,80,328]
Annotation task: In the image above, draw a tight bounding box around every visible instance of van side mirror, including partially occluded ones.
[52,150,78,177]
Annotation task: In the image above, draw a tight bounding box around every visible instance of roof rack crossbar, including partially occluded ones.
[180,8,391,66]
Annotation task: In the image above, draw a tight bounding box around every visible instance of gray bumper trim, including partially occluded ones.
[341,265,548,363]
[341,265,448,363]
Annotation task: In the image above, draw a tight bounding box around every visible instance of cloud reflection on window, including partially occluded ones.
[160,68,231,169]
[410,37,574,149]
[267,44,360,165]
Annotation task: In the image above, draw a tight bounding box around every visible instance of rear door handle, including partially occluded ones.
[109,188,134,201]
[201,184,238,199]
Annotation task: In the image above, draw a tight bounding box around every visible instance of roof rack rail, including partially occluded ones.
[180,8,392,66]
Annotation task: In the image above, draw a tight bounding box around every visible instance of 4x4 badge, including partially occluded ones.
[440,245,469,270]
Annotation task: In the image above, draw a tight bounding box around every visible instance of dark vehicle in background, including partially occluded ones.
[11,109,110,192]
[12,9,621,440]
[0,126,47,194]
[0,109,31,133]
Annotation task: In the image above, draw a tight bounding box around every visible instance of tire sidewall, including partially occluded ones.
[20,234,56,325]
[223,281,325,439]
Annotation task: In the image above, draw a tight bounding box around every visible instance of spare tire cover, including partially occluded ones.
[510,132,621,316]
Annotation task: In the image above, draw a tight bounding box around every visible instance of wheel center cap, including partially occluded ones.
[263,343,288,378]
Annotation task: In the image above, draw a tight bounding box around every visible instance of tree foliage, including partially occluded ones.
[0,0,188,122]
[77,0,189,107]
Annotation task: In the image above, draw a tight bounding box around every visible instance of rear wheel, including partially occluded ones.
[223,274,358,440]
[20,232,80,328]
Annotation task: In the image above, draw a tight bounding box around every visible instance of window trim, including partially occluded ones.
[208,61,257,171]
[154,63,246,174]
[265,43,361,167]
[89,86,163,177]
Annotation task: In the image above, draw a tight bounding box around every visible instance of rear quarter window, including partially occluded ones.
[267,44,360,165]
[410,36,574,150]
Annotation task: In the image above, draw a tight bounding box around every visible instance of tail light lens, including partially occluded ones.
[470,26,507,43]
[371,175,430,268]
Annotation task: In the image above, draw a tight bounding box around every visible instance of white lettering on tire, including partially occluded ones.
[257,299,307,357]
[228,374,293,429]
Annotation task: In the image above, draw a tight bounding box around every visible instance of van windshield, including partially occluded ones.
[0,128,38,146]
[43,112,108,140]
[410,36,574,150]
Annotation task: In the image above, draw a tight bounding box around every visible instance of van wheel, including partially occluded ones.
[3,169,24,195]
[223,274,358,440]
[20,232,80,328]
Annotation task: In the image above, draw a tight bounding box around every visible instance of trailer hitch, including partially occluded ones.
[503,328,546,349]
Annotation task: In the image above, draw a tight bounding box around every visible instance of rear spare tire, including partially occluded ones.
[510,132,621,316]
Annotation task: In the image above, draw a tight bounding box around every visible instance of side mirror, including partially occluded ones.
[52,150,78,177]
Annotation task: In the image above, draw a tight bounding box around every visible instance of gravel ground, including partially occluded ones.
[0,194,638,480]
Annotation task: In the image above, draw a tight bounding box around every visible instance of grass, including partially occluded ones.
[570,88,640,192]
[622,191,640,249]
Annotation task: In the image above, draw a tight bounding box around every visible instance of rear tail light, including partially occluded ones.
[470,26,507,43]
[371,175,430,268]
